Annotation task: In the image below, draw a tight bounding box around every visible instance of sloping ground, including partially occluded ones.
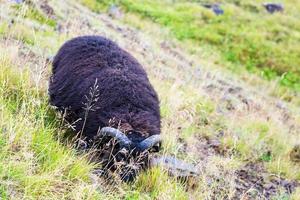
[85,0,300,92]
[0,0,300,199]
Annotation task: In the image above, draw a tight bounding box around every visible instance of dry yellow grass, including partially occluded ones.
[0,0,299,199]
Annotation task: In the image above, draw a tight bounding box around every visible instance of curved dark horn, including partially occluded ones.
[138,135,161,151]
[99,127,132,148]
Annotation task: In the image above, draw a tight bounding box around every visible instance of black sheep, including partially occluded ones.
[49,35,161,180]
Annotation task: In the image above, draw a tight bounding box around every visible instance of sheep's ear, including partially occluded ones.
[149,155,199,178]
[99,127,132,148]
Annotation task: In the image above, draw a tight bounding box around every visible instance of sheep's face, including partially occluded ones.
[94,127,161,181]
[93,127,200,182]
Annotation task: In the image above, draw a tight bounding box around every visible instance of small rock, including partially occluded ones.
[217,130,225,137]
[208,139,221,148]
[275,101,286,110]
[40,0,55,18]
[219,96,236,112]
[204,83,217,92]
[203,3,224,15]
[55,24,63,33]
[108,5,124,19]
[217,79,230,86]
[228,86,242,94]
[150,155,199,178]
[263,3,284,14]
[289,145,300,163]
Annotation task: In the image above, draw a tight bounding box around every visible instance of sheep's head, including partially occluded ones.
[94,127,199,182]
[94,127,161,181]
[99,127,161,153]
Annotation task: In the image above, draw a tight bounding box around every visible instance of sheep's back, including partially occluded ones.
[49,36,161,141]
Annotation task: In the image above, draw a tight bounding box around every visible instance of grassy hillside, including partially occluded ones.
[83,0,300,92]
[1,0,300,199]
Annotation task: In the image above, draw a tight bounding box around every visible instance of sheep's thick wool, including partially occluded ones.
[49,36,161,143]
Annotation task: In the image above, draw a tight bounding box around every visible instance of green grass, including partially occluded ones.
[0,65,191,198]
[84,0,300,91]
[12,3,57,28]
[1,0,300,199]
[0,53,103,199]
[0,5,192,198]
